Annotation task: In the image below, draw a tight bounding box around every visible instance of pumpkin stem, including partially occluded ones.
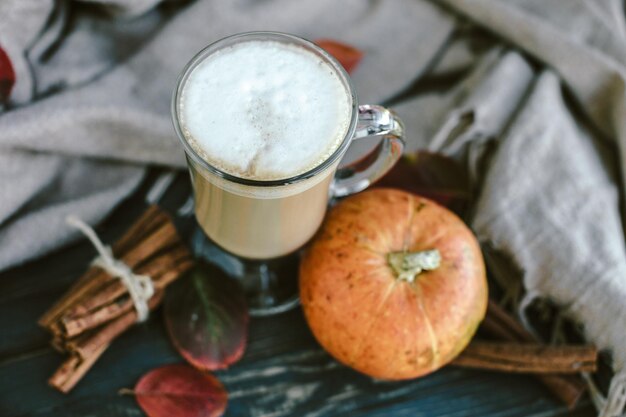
[387,249,441,283]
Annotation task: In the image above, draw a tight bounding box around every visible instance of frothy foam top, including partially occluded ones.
[178,40,352,181]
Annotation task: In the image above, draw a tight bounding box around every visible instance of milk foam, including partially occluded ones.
[178,40,352,181]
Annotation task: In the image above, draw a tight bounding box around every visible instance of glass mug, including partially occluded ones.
[172,32,404,315]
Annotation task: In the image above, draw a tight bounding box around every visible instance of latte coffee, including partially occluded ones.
[176,38,354,259]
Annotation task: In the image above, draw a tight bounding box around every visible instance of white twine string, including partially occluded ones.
[517,289,542,340]
[583,371,608,412]
[66,215,155,322]
[600,371,626,417]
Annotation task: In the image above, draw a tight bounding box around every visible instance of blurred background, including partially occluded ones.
[1,1,625,416]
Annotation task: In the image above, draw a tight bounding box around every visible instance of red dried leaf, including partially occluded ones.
[0,47,15,104]
[376,151,472,215]
[165,262,248,371]
[132,364,227,417]
[315,39,363,74]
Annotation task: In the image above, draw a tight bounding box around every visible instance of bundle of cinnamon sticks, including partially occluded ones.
[39,206,194,393]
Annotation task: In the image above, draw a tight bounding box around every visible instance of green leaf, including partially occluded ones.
[164,262,248,370]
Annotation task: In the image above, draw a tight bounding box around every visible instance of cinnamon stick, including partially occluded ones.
[42,206,193,394]
[539,375,589,409]
[40,207,173,329]
[61,259,193,337]
[40,207,167,328]
[38,268,106,328]
[111,205,164,255]
[454,341,597,373]
[40,207,187,334]
[481,300,590,409]
[120,223,181,269]
[49,344,109,394]
[62,296,132,338]
[67,291,164,359]
[65,245,192,317]
[49,291,165,393]
[482,300,535,343]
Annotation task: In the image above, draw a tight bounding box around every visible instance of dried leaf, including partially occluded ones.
[0,47,15,104]
[315,39,364,74]
[376,151,471,215]
[165,262,248,371]
[130,364,227,417]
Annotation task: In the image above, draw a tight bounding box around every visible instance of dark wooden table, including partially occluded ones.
[0,171,596,417]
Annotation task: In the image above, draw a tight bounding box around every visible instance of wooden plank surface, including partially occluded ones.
[0,170,596,417]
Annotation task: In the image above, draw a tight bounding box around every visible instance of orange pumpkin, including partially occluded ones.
[300,188,487,380]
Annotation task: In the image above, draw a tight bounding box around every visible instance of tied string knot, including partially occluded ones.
[66,215,155,323]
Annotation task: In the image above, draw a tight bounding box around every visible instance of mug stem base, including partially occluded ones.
[191,228,301,316]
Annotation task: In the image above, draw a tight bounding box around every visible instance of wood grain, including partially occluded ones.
[0,170,595,417]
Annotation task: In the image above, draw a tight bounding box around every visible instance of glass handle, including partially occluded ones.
[331,105,405,198]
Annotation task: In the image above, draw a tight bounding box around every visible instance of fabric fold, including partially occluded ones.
[471,71,626,417]
[0,0,454,269]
